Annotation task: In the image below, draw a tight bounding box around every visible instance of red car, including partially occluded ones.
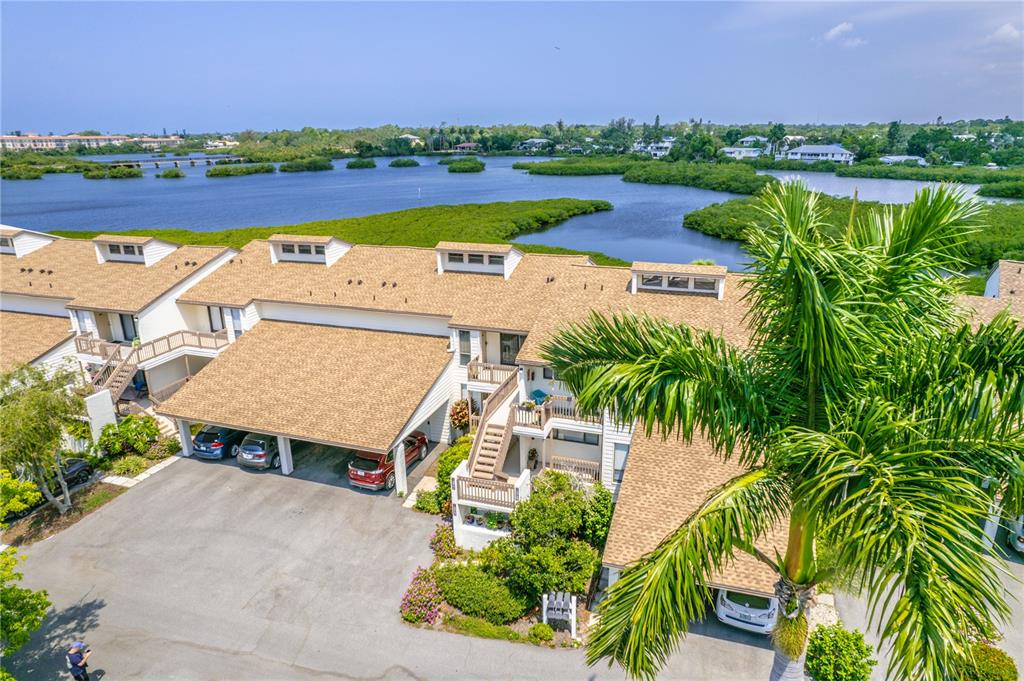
[347,431,428,491]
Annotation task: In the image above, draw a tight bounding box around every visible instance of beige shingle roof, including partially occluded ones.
[603,430,787,597]
[435,241,517,254]
[157,321,451,453]
[92,234,163,245]
[632,262,728,276]
[267,234,339,245]
[0,239,228,313]
[0,311,74,372]
[0,226,24,237]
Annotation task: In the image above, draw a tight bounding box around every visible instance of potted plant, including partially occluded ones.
[528,448,539,469]
[485,512,501,530]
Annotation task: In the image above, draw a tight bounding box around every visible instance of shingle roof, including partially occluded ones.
[435,241,517,254]
[267,234,340,245]
[0,226,24,237]
[603,430,787,597]
[632,262,728,276]
[788,144,852,155]
[0,238,229,313]
[92,234,163,245]
[0,311,74,372]
[157,321,451,453]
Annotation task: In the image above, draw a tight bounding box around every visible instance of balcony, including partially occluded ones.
[546,454,601,483]
[513,395,602,431]
[76,329,229,365]
[451,460,531,511]
[466,359,517,385]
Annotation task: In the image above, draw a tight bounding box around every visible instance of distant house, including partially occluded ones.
[517,138,551,151]
[633,137,675,159]
[879,155,926,166]
[205,138,239,150]
[786,144,854,165]
[953,133,977,142]
[399,134,423,147]
[453,142,480,152]
[738,135,768,147]
[719,146,762,160]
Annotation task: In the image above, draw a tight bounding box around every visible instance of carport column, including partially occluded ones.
[177,420,193,457]
[278,436,294,475]
[393,440,408,496]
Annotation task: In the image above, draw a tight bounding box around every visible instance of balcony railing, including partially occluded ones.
[149,376,191,405]
[77,329,229,364]
[547,455,601,483]
[455,476,519,509]
[513,395,601,430]
[467,360,517,385]
[75,333,132,360]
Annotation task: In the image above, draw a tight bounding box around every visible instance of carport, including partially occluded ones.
[157,320,453,495]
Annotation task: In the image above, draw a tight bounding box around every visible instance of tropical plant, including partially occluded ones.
[434,436,472,506]
[542,181,1024,681]
[434,564,527,624]
[98,415,159,456]
[448,399,470,432]
[951,642,1019,681]
[0,365,86,515]
[1,471,50,659]
[529,622,555,644]
[805,624,877,681]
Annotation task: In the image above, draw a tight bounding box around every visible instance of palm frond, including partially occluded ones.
[587,467,789,680]
[540,312,777,463]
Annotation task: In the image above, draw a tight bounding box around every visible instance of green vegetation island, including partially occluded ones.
[515,157,775,194]
[447,158,485,173]
[83,166,143,180]
[279,157,333,172]
[206,163,275,177]
[389,158,420,168]
[51,199,624,265]
[155,168,185,179]
[346,158,376,169]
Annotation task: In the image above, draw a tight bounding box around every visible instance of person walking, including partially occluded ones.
[66,642,92,681]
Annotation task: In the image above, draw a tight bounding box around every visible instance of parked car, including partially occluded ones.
[348,431,428,491]
[236,433,280,470]
[715,589,778,634]
[192,425,247,460]
[1009,514,1024,556]
[3,458,94,522]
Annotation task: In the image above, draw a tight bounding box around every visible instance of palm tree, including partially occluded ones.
[541,182,1024,681]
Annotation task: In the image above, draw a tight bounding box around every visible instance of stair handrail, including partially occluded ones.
[466,370,519,478]
[490,408,518,482]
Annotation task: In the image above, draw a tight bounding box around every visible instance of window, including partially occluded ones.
[693,278,717,292]
[119,314,138,341]
[385,451,394,463]
[123,245,136,255]
[137,246,144,256]
[108,244,122,255]
[74,310,90,333]
[314,245,326,255]
[229,308,244,336]
[613,443,630,482]
[554,429,600,446]
[458,330,471,366]
[297,244,312,255]
[467,253,485,264]
[640,274,663,288]
[0,237,13,248]
[281,244,295,254]
[543,367,555,380]
[499,333,524,366]
[208,306,224,332]
[488,255,504,265]
[448,252,464,264]
[667,276,690,290]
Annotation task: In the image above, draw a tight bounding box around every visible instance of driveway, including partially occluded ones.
[9,458,774,680]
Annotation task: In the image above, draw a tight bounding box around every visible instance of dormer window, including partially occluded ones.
[282,244,295,254]
[467,254,484,264]
[631,261,727,299]
[267,234,350,266]
[0,237,12,248]
[435,242,523,279]
[297,244,312,255]
[314,245,326,255]
[448,252,464,263]
[123,245,136,256]
[641,274,663,287]
[667,276,689,290]
[488,255,504,265]
[109,244,122,255]
[693,278,717,292]
[94,235,174,266]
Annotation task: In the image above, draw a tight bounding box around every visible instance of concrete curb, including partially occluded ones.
[102,456,180,488]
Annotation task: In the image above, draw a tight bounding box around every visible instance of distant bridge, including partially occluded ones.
[101,156,247,168]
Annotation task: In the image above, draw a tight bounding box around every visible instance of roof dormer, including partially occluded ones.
[435,242,522,279]
[0,225,59,258]
[630,261,728,299]
[267,234,351,266]
[93,234,178,266]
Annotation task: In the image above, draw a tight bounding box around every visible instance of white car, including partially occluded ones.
[715,589,779,634]
[1009,515,1024,556]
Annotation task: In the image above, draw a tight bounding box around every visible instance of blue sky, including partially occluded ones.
[2,1,1021,133]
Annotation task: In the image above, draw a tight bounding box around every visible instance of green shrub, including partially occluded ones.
[155,168,185,179]
[434,564,527,624]
[434,437,472,506]
[429,523,458,559]
[206,163,275,177]
[446,614,520,641]
[83,169,108,179]
[107,166,143,179]
[438,156,475,165]
[414,489,441,514]
[98,415,159,456]
[805,624,877,681]
[447,159,485,173]
[528,622,554,644]
[952,642,1019,681]
[510,471,586,545]
[623,160,777,195]
[280,157,333,172]
[346,158,376,169]
[389,158,420,168]
[979,181,1024,198]
[400,567,442,624]
[0,166,44,179]
[515,156,637,175]
[836,163,1024,185]
[581,482,614,548]
[147,437,180,459]
[480,536,598,602]
[110,455,149,477]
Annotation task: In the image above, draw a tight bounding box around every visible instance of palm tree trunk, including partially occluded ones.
[769,647,806,681]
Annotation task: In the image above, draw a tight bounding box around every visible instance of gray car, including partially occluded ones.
[236,433,281,470]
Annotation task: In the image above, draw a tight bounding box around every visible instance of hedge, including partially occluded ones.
[434,564,527,624]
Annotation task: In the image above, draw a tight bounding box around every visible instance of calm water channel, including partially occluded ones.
[0,155,980,270]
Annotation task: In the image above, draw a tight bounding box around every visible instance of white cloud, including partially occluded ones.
[824,22,854,42]
[984,23,1022,45]
[842,37,866,49]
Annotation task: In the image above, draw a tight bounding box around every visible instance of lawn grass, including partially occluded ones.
[51,199,628,266]
[1,482,126,547]
[444,614,521,641]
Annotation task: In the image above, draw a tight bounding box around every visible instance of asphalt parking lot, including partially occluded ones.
[7,457,778,680]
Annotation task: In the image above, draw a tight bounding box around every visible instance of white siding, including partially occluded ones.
[135,249,235,341]
[601,413,634,494]
[984,265,1001,298]
[32,338,79,378]
[324,240,351,267]
[0,293,70,316]
[142,240,178,266]
[395,354,457,447]
[12,231,57,258]
[258,301,449,336]
[178,303,210,332]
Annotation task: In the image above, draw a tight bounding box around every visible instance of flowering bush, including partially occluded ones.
[430,524,459,560]
[400,568,442,624]
[448,400,470,432]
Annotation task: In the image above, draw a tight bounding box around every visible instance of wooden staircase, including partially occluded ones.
[466,371,519,481]
[471,423,507,479]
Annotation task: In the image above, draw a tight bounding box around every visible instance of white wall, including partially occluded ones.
[178,303,210,332]
[12,231,57,258]
[258,301,449,336]
[146,356,189,393]
[136,249,235,341]
[600,413,634,492]
[142,240,177,267]
[0,293,70,317]
[395,354,457,447]
[984,265,1001,298]
[33,340,79,378]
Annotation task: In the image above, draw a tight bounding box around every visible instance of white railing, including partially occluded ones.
[547,455,601,482]
[467,360,517,385]
[513,395,601,430]
[452,461,532,511]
